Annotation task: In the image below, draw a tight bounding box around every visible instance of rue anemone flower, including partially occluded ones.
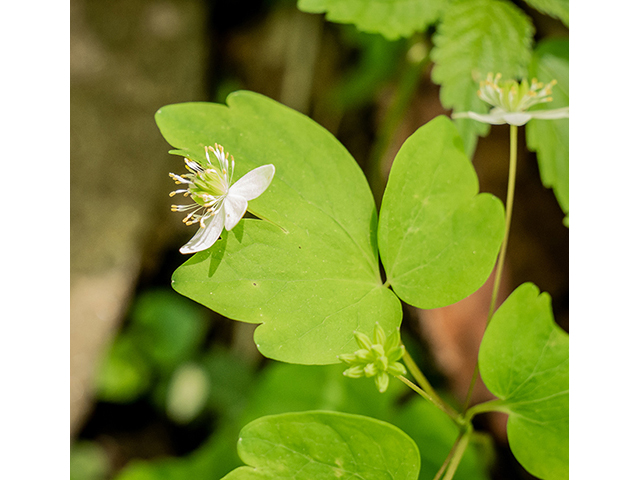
[338,324,407,393]
[453,73,569,126]
[170,144,275,254]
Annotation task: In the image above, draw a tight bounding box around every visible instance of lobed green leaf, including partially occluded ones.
[222,411,421,479]
[479,283,569,480]
[378,116,505,309]
[156,92,401,365]
[431,0,534,155]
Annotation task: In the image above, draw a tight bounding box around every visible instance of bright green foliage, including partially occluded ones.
[222,411,421,479]
[479,283,569,480]
[327,29,406,111]
[431,0,534,155]
[378,116,505,308]
[297,0,448,41]
[526,39,569,222]
[95,336,152,403]
[95,289,209,403]
[156,92,401,365]
[523,0,569,26]
[127,289,208,373]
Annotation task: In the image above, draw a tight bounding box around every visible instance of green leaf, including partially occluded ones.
[222,411,421,479]
[523,0,568,26]
[431,0,534,155]
[378,116,505,309]
[526,39,569,220]
[155,92,401,365]
[297,0,448,41]
[478,283,569,480]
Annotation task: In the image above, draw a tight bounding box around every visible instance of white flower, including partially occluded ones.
[452,73,569,126]
[169,144,275,254]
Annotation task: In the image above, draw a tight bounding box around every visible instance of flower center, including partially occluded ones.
[169,144,235,227]
[477,73,557,112]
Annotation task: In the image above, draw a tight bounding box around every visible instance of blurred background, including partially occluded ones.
[70,0,568,478]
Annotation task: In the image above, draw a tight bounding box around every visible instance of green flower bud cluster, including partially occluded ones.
[337,324,407,393]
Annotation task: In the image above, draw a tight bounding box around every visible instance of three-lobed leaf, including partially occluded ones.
[526,39,569,223]
[297,0,447,41]
[156,92,401,365]
[378,116,505,309]
[431,0,534,155]
[479,283,569,480]
[222,411,421,479]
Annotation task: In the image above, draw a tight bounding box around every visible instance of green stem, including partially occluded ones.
[396,375,463,426]
[464,399,510,421]
[432,433,462,480]
[462,124,519,413]
[441,428,472,480]
[402,347,443,405]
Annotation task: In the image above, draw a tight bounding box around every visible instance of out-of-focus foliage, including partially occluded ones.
[431,0,534,155]
[113,361,490,480]
[95,289,209,404]
[166,363,210,424]
[71,442,110,480]
[96,335,152,403]
[523,0,569,25]
[526,39,569,223]
[325,27,406,112]
[298,0,447,40]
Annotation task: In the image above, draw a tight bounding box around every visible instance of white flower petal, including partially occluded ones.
[223,194,248,231]
[502,112,532,126]
[229,164,275,201]
[179,209,225,254]
[452,110,507,125]
[529,106,569,120]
